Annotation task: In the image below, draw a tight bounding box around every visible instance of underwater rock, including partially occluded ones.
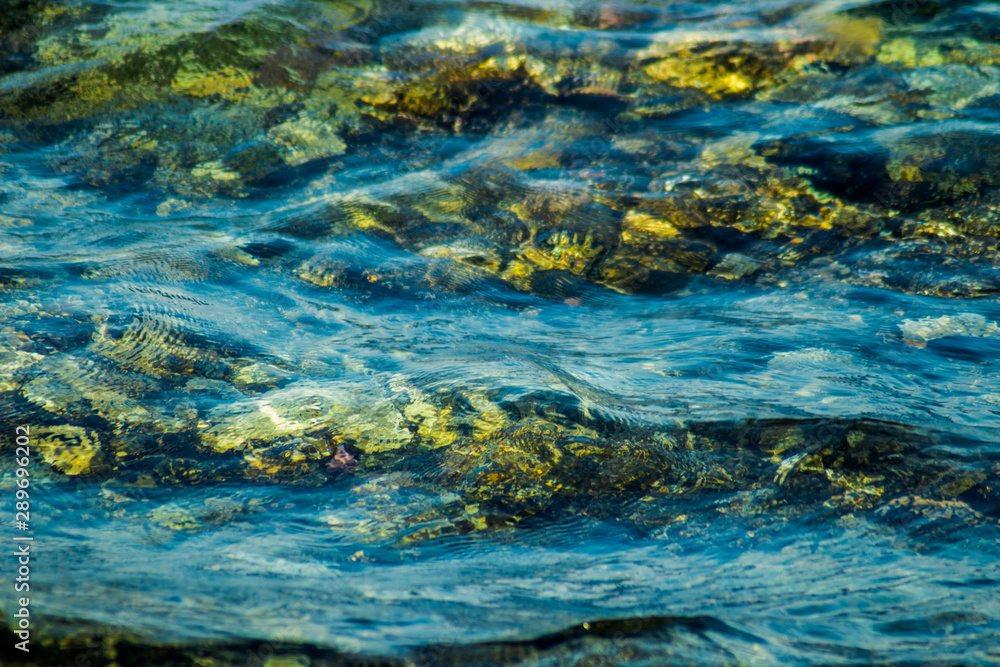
[361,55,544,128]
[633,20,881,101]
[874,495,994,545]
[756,122,1000,212]
[148,496,257,532]
[762,66,928,125]
[33,425,104,476]
[512,189,622,278]
[0,5,371,199]
[707,252,764,280]
[429,415,667,516]
[4,341,997,537]
[904,64,1000,110]
[877,34,1000,70]
[0,330,42,392]
[199,380,413,459]
[639,40,802,98]
[90,316,232,379]
[899,313,1000,342]
[230,362,298,393]
[21,354,163,426]
[0,2,85,81]
[267,116,347,166]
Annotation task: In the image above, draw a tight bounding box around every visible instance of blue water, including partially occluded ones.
[2,0,1000,664]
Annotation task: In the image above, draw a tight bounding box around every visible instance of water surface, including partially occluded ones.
[2,0,1000,664]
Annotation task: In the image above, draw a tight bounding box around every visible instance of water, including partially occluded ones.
[2,0,1000,664]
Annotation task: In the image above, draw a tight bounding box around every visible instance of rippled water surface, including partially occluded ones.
[2,0,1000,664]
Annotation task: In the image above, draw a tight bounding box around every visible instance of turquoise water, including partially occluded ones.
[2,0,1000,664]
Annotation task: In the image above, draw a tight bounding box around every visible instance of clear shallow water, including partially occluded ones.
[30,484,1000,662]
[2,0,1000,664]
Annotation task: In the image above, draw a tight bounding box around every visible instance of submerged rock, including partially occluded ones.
[756,122,1000,216]
[198,380,413,476]
[1,300,996,541]
[639,40,811,98]
[33,425,104,476]
[899,313,1000,342]
[2,0,1000,549]
[0,330,42,392]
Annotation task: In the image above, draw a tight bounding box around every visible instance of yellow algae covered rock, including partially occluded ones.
[400,393,459,451]
[878,37,945,68]
[6,3,339,125]
[621,210,683,243]
[230,362,296,392]
[263,656,310,667]
[34,425,103,476]
[171,65,255,101]
[433,415,670,514]
[362,55,538,126]
[520,229,608,275]
[640,18,881,99]
[0,1,83,70]
[21,354,164,427]
[90,316,230,379]
[148,497,256,532]
[267,117,347,166]
[878,36,1000,69]
[640,40,804,97]
[390,381,514,452]
[200,381,413,456]
[64,69,162,113]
